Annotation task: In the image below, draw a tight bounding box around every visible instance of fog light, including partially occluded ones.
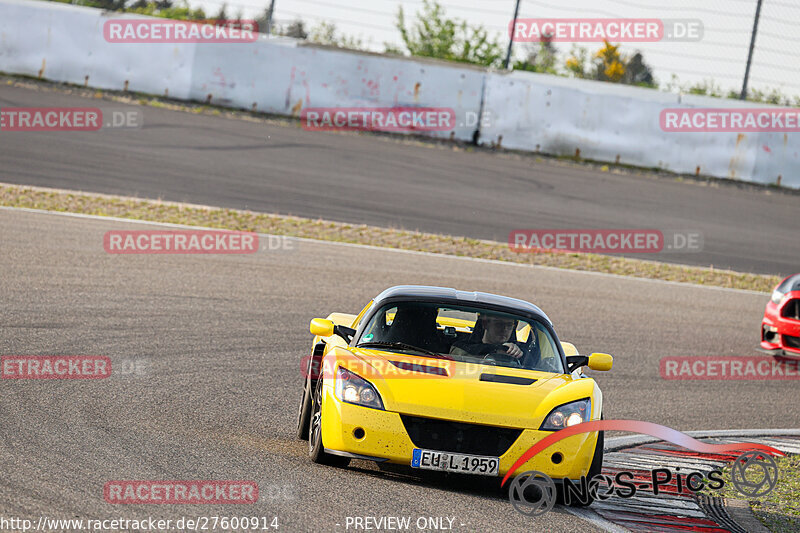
[551,452,563,464]
[353,427,365,440]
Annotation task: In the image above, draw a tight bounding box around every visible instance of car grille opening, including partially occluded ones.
[781,299,800,320]
[783,334,800,350]
[400,415,522,456]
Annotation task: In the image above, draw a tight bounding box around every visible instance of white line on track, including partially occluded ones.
[564,506,630,533]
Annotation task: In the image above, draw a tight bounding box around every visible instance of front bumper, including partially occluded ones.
[758,345,800,360]
[320,385,599,479]
[761,304,800,359]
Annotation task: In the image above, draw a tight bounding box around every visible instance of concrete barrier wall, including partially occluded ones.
[0,0,484,141]
[1,0,797,187]
[189,41,485,141]
[0,1,197,98]
[479,71,799,186]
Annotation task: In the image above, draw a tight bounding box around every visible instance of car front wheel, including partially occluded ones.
[308,378,350,467]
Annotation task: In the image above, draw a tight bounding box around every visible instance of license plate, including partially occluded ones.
[411,448,499,476]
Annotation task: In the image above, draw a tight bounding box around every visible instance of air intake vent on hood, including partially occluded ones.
[479,373,536,385]
[389,360,449,376]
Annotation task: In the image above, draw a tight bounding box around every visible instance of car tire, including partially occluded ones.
[296,378,312,441]
[308,378,351,467]
[587,430,604,480]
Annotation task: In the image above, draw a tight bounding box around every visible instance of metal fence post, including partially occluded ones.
[740,0,763,100]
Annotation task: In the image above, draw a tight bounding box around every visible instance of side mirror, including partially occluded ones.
[587,353,613,371]
[566,352,613,373]
[310,318,335,337]
[310,318,356,343]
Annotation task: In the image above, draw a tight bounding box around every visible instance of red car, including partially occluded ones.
[761,273,800,358]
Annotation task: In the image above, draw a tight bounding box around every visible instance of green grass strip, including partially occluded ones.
[0,183,780,293]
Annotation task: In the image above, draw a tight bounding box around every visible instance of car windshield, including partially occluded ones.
[356,302,565,373]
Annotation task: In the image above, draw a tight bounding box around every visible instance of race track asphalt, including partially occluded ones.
[0,83,797,277]
[1,208,796,532]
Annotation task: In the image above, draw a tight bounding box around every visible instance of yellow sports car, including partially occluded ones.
[296,286,612,500]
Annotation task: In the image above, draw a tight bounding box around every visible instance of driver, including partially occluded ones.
[449,314,524,359]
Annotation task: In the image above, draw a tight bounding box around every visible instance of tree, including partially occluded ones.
[742,86,790,105]
[594,41,625,82]
[130,0,174,9]
[123,0,206,20]
[565,45,589,78]
[283,19,308,39]
[513,34,558,74]
[687,79,724,97]
[393,0,502,67]
[622,52,654,87]
[82,0,127,10]
[308,21,365,50]
[213,3,228,22]
[565,41,655,87]
[254,5,275,35]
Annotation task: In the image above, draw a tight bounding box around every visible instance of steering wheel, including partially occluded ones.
[483,348,523,367]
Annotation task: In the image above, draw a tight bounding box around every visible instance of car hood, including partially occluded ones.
[340,347,590,429]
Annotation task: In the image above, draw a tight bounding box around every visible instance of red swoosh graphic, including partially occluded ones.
[501,420,785,486]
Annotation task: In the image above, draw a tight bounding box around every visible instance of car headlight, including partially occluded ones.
[335,366,384,410]
[540,399,591,431]
[771,290,785,305]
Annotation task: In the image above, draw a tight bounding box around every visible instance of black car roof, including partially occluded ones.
[371,285,553,326]
[778,274,800,294]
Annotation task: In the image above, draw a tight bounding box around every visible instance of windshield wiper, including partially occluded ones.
[356,341,449,359]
